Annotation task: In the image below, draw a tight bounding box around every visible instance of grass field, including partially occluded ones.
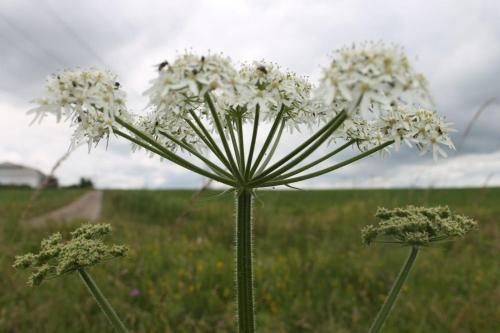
[0,188,498,332]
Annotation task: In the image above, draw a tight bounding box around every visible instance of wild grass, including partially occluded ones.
[1,188,498,332]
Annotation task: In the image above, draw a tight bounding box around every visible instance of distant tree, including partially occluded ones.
[44,176,59,188]
[0,184,30,189]
[79,177,94,189]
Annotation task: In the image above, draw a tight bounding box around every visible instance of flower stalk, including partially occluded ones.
[13,224,129,332]
[363,206,477,332]
[368,246,419,333]
[79,269,129,333]
[235,188,256,332]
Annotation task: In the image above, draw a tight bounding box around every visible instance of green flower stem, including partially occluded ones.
[236,115,246,176]
[184,114,234,173]
[158,130,233,179]
[113,128,236,187]
[249,105,286,178]
[235,188,256,333]
[250,112,347,186]
[78,269,128,333]
[272,139,355,181]
[115,117,195,165]
[259,140,394,187]
[252,110,346,182]
[204,93,244,182]
[256,94,363,182]
[113,128,182,166]
[226,116,243,172]
[369,246,420,333]
[255,119,285,176]
[114,121,216,181]
[244,105,260,179]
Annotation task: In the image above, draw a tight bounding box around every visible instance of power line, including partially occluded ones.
[39,0,109,68]
[0,32,50,70]
[0,12,66,67]
[93,0,137,45]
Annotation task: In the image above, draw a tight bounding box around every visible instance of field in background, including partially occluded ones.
[0,188,498,332]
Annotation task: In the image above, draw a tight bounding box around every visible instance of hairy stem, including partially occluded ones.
[368,246,419,333]
[78,269,128,333]
[235,188,256,333]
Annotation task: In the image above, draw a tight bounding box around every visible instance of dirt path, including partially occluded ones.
[27,191,103,227]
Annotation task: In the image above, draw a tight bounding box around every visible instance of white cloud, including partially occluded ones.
[296,150,500,189]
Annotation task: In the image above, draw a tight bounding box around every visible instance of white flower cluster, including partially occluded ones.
[142,53,318,148]
[236,62,316,126]
[29,68,130,149]
[30,42,454,160]
[133,110,201,155]
[317,42,454,160]
[139,53,233,151]
[337,106,455,159]
[317,41,429,115]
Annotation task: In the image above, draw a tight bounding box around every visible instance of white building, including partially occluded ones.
[0,162,46,188]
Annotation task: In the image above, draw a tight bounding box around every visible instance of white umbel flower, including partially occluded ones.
[332,105,455,159]
[317,42,428,117]
[30,44,454,161]
[144,53,321,145]
[29,68,130,150]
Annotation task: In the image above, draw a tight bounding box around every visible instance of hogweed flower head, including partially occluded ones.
[139,53,317,153]
[28,68,132,151]
[317,42,428,110]
[13,223,127,286]
[29,42,454,170]
[362,206,477,247]
[318,42,454,159]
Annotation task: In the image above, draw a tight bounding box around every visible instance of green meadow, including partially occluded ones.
[0,188,498,332]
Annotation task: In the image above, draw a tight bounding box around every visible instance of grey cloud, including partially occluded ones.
[1,0,499,188]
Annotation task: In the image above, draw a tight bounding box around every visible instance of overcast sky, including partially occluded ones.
[1,0,499,189]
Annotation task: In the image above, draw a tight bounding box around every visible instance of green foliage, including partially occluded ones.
[1,188,499,332]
